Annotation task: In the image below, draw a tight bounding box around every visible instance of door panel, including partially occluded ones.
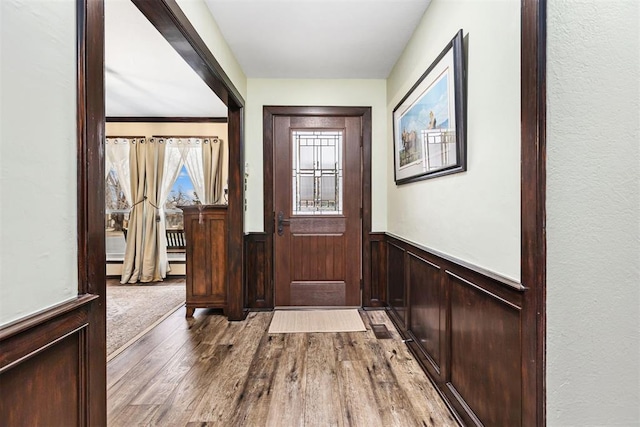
[274,115,362,307]
[291,234,346,280]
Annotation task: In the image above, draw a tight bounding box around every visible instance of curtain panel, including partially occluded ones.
[106,135,224,284]
[173,137,224,204]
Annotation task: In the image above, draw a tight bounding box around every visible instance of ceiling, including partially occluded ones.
[203,0,431,79]
[105,0,431,117]
[105,0,228,117]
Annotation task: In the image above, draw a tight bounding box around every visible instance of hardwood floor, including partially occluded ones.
[107,309,457,426]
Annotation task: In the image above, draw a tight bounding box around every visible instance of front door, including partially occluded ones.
[273,114,362,306]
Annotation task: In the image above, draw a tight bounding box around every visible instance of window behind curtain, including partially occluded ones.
[105,168,131,260]
[164,164,199,229]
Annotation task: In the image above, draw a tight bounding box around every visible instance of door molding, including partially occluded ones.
[131,0,246,320]
[77,0,248,422]
[77,0,106,424]
[263,106,373,308]
[521,0,547,424]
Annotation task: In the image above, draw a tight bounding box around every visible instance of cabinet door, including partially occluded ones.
[204,214,227,302]
[185,210,227,305]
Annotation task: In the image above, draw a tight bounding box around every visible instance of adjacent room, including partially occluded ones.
[103,0,230,358]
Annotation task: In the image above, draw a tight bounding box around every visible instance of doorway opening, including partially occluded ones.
[103,0,230,358]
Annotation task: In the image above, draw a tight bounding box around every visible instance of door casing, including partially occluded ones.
[263,106,373,308]
[79,0,247,423]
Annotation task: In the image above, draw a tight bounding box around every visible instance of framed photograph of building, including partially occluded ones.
[393,29,467,184]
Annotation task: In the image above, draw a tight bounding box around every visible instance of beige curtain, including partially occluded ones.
[120,139,185,283]
[121,138,147,284]
[203,138,224,204]
[138,139,164,283]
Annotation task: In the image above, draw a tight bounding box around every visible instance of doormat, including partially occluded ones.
[268,309,366,333]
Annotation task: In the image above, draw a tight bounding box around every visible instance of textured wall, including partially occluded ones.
[547,0,640,424]
[386,0,521,280]
[244,78,388,232]
[0,0,78,326]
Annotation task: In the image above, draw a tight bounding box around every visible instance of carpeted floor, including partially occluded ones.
[106,277,185,358]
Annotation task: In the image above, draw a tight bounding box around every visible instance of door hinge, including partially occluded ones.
[360,279,364,290]
[360,207,363,218]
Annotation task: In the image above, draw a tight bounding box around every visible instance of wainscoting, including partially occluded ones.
[382,233,525,426]
[0,295,98,426]
[244,232,273,309]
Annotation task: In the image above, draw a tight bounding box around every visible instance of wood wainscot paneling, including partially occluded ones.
[446,272,522,426]
[407,253,444,379]
[244,232,273,309]
[364,232,387,308]
[384,233,526,426]
[0,295,97,427]
[387,240,408,328]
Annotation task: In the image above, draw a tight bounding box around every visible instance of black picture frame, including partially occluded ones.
[393,29,467,184]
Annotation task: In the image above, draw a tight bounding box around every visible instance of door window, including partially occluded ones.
[291,130,343,215]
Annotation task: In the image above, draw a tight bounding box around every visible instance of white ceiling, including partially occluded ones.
[105,0,228,117]
[105,0,431,117]
[203,0,431,78]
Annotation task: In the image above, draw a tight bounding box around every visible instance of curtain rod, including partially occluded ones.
[151,135,220,140]
[106,135,146,139]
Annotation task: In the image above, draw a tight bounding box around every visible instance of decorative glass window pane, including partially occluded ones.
[292,130,343,215]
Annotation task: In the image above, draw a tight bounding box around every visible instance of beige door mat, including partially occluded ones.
[268,309,366,333]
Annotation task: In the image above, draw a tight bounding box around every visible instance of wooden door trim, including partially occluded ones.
[130,0,244,108]
[128,0,246,320]
[77,0,248,422]
[263,106,372,307]
[521,0,547,424]
[77,0,106,424]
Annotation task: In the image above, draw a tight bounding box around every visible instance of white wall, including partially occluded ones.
[547,0,640,424]
[0,0,78,326]
[386,0,521,281]
[244,78,388,232]
[176,0,247,101]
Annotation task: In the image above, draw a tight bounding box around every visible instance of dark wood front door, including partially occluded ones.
[274,115,362,306]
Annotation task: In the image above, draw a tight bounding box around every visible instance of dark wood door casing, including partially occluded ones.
[273,115,362,306]
[260,106,372,309]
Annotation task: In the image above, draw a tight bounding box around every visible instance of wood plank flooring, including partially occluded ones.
[107,309,457,427]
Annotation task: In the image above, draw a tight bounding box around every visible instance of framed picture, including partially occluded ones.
[393,29,467,184]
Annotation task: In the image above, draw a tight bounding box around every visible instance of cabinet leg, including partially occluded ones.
[186,307,195,318]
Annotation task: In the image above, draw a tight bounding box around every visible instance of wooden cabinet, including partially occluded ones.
[180,205,228,317]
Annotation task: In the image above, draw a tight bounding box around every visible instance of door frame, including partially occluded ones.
[79,0,246,423]
[263,106,373,307]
